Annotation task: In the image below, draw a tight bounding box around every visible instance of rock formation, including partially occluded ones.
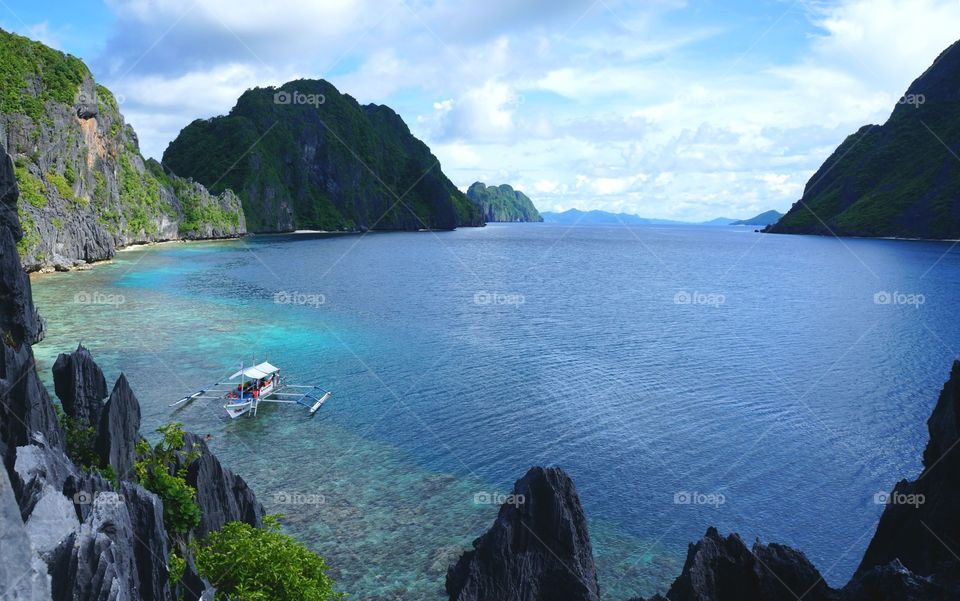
[767,37,960,239]
[0,28,245,272]
[52,344,107,429]
[446,466,601,601]
[179,432,264,537]
[466,182,543,222]
[95,374,142,480]
[0,139,255,601]
[162,78,484,232]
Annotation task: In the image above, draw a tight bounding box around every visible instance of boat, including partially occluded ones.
[170,361,332,418]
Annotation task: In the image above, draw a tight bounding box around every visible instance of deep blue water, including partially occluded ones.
[30,224,960,600]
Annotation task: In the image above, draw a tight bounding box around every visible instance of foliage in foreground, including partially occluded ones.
[193,515,343,601]
[134,423,202,535]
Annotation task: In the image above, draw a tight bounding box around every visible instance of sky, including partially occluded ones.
[2,0,960,221]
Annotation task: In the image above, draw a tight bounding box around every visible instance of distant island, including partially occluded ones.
[163,79,483,233]
[767,38,960,239]
[466,182,543,222]
[731,210,783,226]
[541,208,782,227]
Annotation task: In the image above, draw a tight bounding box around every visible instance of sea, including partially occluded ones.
[29,223,960,600]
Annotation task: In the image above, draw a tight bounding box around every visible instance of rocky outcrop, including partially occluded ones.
[95,374,141,480]
[0,29,245,272]
[854,360,960,579]
[0,462,52,600]
[52,344,107,428]
[59,490,141,601]
[179,433,263,537]
[767,37,960,239]
[446,466,601,601]
[466,182,543,222]
[0,140,62,458]
[634,528,833,601]
[162,78,483,232]
[0,133,260,600]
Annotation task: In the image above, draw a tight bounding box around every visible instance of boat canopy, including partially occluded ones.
[229,362,280,380]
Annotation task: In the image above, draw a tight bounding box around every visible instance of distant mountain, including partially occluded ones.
[540,209,751,226]
[466,182,543,222]
[541,209,686,225]
[162,79,482,232]
[768,38,960,239]
[731,210,783,226]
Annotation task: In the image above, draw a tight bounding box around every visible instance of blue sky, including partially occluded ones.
[3,0,959,220]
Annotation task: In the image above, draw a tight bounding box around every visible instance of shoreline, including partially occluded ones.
[28,235,246,278]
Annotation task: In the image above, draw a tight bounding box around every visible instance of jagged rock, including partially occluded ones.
[856,360,960,578]
[642,527,832,601]
[118,480,171,601]
[14,434,78,515]
[180,432,264,537]
[0,460,52,601]
[446,466,601,601]
[52,343,108,429]
[96,374,141,480]
[843,559,955,601]
[75,75,99,120]
[59,490,141,601]
[13,439,81,559]
[0,140,62,457]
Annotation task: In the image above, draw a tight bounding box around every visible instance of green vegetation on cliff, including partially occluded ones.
[769,39,960,239]
[134,423,202,536]
[163,79,483,232]
[466,182,543,222]
[0,28,246,271]
[0,29,88,121]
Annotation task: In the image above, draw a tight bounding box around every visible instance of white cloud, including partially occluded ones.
[85,0,960,220]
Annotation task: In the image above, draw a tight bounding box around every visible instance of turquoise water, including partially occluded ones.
[29,224,960,599]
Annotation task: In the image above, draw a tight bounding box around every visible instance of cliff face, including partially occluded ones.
[466,182,543,222]
[451,362,960,601]
[0,29,245,272]
[0,140,262,600]
[162,79,484,232]
[767,38,960,239]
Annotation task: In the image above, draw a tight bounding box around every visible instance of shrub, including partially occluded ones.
[169,550,186,586]
[193,515,343,601]
[134,423,202,535]
[53,404,99,469]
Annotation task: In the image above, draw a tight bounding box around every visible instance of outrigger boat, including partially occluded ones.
[170,361,332,419]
